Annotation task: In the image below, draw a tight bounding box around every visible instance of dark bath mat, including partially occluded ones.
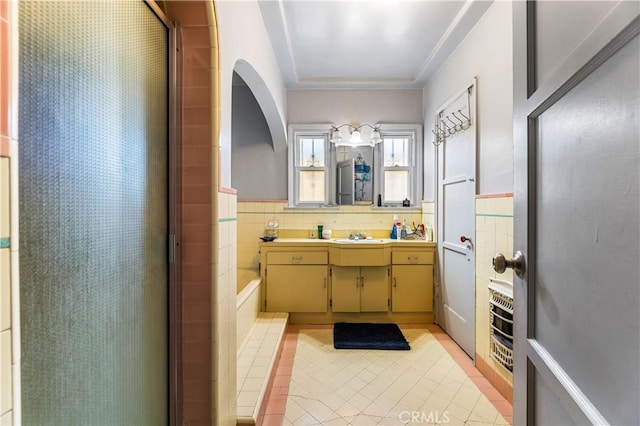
[333,322,410,350]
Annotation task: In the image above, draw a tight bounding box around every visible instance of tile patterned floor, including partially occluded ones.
[258,325,512,426]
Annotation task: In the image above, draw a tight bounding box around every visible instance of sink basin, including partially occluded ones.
[333,238,384,244]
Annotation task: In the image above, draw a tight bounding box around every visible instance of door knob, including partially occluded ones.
[460,235,474,251]
[493,251,526,278]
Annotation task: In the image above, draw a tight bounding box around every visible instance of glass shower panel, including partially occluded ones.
[19,1,169,424]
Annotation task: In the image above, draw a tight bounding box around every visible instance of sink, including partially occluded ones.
[333,238,384,244]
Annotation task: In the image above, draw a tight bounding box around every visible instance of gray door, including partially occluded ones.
[18,1,172,424]
[437,83,476,358]
[337,159,355,205]
[509,2,639,425]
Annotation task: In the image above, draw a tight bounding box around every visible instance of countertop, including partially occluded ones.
[259,238,436,247]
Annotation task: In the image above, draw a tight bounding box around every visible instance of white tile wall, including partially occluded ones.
[0,251,9,332]
[0,410,12,425]
[0,142,13,424]
[475,196,514,386]
[0,330,12,416]
[215,191,238,425]
[0,159,10,238]
[236,279,261,351]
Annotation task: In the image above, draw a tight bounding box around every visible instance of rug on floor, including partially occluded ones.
[333,322,410,350]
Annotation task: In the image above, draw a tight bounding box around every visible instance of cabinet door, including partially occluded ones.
[360,266,389,312]
[266,265,328,312]
[331,266,360,312]
[392,265,433,312]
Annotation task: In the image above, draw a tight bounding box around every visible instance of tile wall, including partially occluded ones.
[164,1,222,424]
[216,189,238,425]
[236,201,423,272]
[0,1,16,423]
[421,200,436,240]
[474,194,514,402]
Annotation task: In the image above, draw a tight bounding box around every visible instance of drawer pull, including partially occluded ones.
[291,256,303,263]
[408,256,419,263]
[393,277,397,288]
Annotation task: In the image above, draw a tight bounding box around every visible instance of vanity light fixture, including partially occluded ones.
[330,123,383,147]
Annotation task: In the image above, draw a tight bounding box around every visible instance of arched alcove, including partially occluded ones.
[233,59,287,151]
[231,71,287,200]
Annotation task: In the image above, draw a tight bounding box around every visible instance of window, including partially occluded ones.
[288,125,334,207]
[374,125,422,206]
[288,124,421,208]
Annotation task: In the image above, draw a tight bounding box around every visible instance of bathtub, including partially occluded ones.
[237,267,260,295]
[236,270,261,350]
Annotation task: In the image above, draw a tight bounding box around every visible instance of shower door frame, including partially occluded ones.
[144,2,181,424]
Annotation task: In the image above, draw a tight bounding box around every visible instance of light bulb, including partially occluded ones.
[330,128,342,143]
[371,128,382,144]
[349,129,363,144]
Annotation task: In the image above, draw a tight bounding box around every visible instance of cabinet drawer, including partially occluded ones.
[392,251,433,265]
[267,251,327,265]
[336,248,387,266]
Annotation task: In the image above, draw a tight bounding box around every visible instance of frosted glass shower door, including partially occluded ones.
[19,1,171,424]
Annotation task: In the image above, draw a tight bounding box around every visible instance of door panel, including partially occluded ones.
[443,179,473,246]
[18,1,170,424]
[442,92,474,180]
[535,1,617,88]
[360,266,388,312]
[535,36,639,424]
[267,266,328,312]
[512,2,639,424]
[332,266,360,312]
[437,83,476,358]
[534,370,575,426]
[441,249,474,347]
[392,265,433,313]
[337,159,354,205]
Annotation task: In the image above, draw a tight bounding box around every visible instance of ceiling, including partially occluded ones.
[258,0,494,89]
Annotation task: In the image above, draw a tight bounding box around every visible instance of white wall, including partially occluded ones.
[288,89,423,124]
[423,2,513,199]
[215,0,287,188]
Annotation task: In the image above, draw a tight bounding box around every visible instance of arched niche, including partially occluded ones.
[233,59,287,151]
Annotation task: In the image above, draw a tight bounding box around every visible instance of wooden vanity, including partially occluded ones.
[259,238,436,324]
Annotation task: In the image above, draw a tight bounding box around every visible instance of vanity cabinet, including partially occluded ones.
[265,251,328,313]
[331,266,389,312]
[259,240,436,322]
[391,250,434,313]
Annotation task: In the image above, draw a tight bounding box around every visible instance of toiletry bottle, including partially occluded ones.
[377,194,382,207]
[400,218,407,239]
[390,222,397,239]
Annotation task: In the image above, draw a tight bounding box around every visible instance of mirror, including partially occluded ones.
[336,147,373,205]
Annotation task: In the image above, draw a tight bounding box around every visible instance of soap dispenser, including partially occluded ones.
[390,221,398,239]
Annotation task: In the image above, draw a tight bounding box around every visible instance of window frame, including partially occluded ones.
[287,125,336,208]
[373,124,423,207]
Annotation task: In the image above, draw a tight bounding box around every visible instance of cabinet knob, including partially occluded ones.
[393,277,397,288]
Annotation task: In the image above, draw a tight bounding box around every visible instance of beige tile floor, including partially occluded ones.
[259,325,512,426]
